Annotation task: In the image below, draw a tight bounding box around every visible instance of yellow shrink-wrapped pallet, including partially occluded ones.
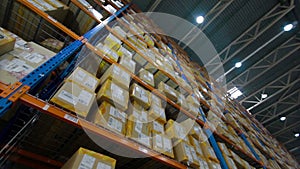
[99,63,131,89]
[129,83,151,109]
[92,101,127,135]
[152,134,174,158]
[67,67,99,92]
[61,147,116,169]
[51,81,96,118]
[97,79,129,112]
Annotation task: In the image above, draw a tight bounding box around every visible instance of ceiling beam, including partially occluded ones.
[283,137,299,145]
[265,107,300,128]
[272,121,300,137]
[238,65,300,109]
[261,92,300,124]
[205,1,295,75]
[226,32,300,86]
[147,0,162,12]
[180,0,234,48]
[253,88,300,116]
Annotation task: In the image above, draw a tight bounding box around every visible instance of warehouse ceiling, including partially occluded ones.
[132,0,300,163]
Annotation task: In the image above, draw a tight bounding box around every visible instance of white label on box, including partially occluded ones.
[64,114,79,123]
[121,71,130,81]
[163,137,172,151]
[24,53,44,63]
[190,147,198,161]
[184,144,193,162]
[97,162,111,169]
[141,110,148,122]
[79,154,95,169]
[111,83,124,100]
[153,121,164,133]
[113,65,121,75]
[74,69,86,82]
[138,133,150,147]
[108,117,122,133]
[135,122,143,132]
[58,90,78,105]
[84,76,97,90]
[110,106,126,122]
[78,90,93,106]
[155,134,163,148]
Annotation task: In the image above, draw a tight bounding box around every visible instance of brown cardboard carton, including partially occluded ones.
[99,63,131,89]
[96,43,119,63]
[150,93,162,107]
[165,119,188,143]
[119,56,136,73]
[117,46,133,59]
[148,104,166,124]
[207,160,222,169]
[0,28,15,55]
[127,105,148,123]
[151,120,165,134]
[61,147,116,169]
[200,141,219,163]
[158,82,178,102]
[173,140,199,167]
[138,68,155,87]
[97,79,129,111]
[176,93,189,110]
[152,134,174,158]
[189,136,204,157]
[126,118,152,148]
[129,83,151,109]
[92,101,126,135]
[67,67,100,92]
[104,33,121,51]
[51,81,96,118]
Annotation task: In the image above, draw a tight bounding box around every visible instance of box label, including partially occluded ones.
[97,162,111,169]
[58,90,78,105]
[78,90,93,106]
[79,154,95,169]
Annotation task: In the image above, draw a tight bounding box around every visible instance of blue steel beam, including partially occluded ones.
[0,40,84,117]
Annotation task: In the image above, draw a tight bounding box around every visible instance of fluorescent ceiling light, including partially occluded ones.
[284,24,293,32]
[295,133,300,138]
[227,87,243,99]
[261,94,268,99]
[280,116,286,121]
[235,62,242,68]
[196,16,204,24]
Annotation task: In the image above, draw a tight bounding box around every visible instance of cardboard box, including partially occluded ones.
[100,63,131,89]
[176,93,189,110]
[200,141,218,163]
[67,67,99,92]
[151,120,165,134]
[150,93,162,108]
[189,136,204,157]
[119,56,136,73]
[173,140,199,167]
[132,48,155,66]
[126,118,152,148]
[152,134,174,158]
[61,147,116,169]
[129,83,151,109]
[0,28,16,56]
[165,119,187,142]
[104,33,121,51]
[51,81,96,118]
[148,104,166,124]
[117,46,133,59]
[138,68,155,87]
[187,103,200,117]
[127,105,148,123]
[207,160,222,169]
[198,156,209,169]
[97,79,129,111]
[92,101,126,135]
[187,95,200,107]
[158,82,178,102]
[217,142,231,157]
[96,43,119,63]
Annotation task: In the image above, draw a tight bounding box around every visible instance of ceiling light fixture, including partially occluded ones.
[235,62,242,68]
[196,16,204,24]
[295,133,300,138]
[280,116,286,121]
[283,23,294,32]
[261,94,268,99]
